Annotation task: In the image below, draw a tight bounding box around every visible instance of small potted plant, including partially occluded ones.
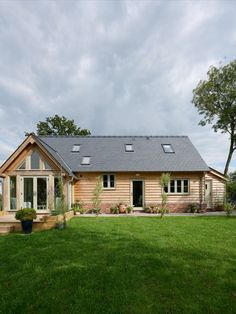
[126,206,133,214]
[118,201,127,214]
[15,208,37,234]
[72,200,85,215]
[110,205,119,214]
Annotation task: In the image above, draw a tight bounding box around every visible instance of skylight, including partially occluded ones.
[72,144,80,152]
[125,144,134,152]
[81,157,91,165]
[162,144,174,153]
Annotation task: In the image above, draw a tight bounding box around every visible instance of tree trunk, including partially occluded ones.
[224,136,235,176]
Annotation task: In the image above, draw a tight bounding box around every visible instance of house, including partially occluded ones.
[0,134,227,214]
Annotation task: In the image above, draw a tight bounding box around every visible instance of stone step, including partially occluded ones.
[0,225,15,234]
[0,222,20,227]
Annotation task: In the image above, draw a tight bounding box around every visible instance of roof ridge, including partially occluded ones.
[38,135,188,138]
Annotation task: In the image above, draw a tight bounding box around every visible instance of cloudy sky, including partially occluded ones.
[0,0,235,173]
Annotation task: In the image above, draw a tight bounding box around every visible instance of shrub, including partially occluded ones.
[159,206,169,216]
[15,208,37,221]
[72,200,86,214]
[144,203,159,214]
[126,206,133,214]
[224,202,235,217]
[110,206,119,214]
[92,208,101,215]
[76,207,87,214]
[187,203,199,213]
[51,209,62,216]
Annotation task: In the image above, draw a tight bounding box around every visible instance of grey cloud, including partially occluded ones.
[0,0,235,172]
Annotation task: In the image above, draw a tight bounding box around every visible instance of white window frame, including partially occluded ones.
[102,174,116,189]
[165,179,189,194]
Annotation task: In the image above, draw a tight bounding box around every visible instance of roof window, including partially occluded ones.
[81,156,91,165]
[162,144,174,153]
[72,144,80,152]
[125,144,134,152]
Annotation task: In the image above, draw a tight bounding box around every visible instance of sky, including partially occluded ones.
[0,0,235,176]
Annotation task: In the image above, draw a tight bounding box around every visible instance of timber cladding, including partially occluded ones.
[205,172,226,209]
[74,172,205,212]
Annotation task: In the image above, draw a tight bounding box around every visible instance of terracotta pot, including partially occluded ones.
[119,204,126,213]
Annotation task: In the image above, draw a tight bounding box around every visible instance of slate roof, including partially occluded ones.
[37,136,209,173]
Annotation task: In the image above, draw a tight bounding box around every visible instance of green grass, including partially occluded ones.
[0,217,236,314]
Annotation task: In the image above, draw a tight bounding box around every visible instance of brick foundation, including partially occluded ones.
[83,202,206,214]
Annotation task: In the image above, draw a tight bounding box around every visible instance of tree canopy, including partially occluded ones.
[192,60,236,175]
[36,115,91,136]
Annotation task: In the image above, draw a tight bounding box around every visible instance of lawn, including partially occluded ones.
[0,217,236,314]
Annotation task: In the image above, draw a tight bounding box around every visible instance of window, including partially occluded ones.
[72,144,80,152]
[10,176,17,209]
[31,151,40,169]
[125,144,134,152]
[183,180,189,193]
[81,156,91,165]
[165,179,189,194]
[54,177,61,209]
[44,161,52,170]
[170,180,175,193]
[103,174,115,189]
[162,144,174,153]
[18,161,26,170]
[177,180,182,193]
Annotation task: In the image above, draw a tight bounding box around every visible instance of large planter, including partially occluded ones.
[21,220,33,234]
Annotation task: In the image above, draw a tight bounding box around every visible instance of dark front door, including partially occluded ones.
[132,181,143,207]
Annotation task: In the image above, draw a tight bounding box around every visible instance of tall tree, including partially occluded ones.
[36,115,91,136]
[192,60,236,175]
[227,171,236,203]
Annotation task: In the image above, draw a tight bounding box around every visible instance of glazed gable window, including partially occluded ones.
[102,174,115,189]
[164,179,189,194]
[31,150,40,169]
[17,151,53,171]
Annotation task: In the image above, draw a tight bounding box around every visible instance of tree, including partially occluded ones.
[36,115,91,136]
[160,173,170,218]
[92,178,102,215]
[227,171,236,203]
[192,60,236,175]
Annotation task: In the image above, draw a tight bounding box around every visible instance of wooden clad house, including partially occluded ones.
[0,134,227,214]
